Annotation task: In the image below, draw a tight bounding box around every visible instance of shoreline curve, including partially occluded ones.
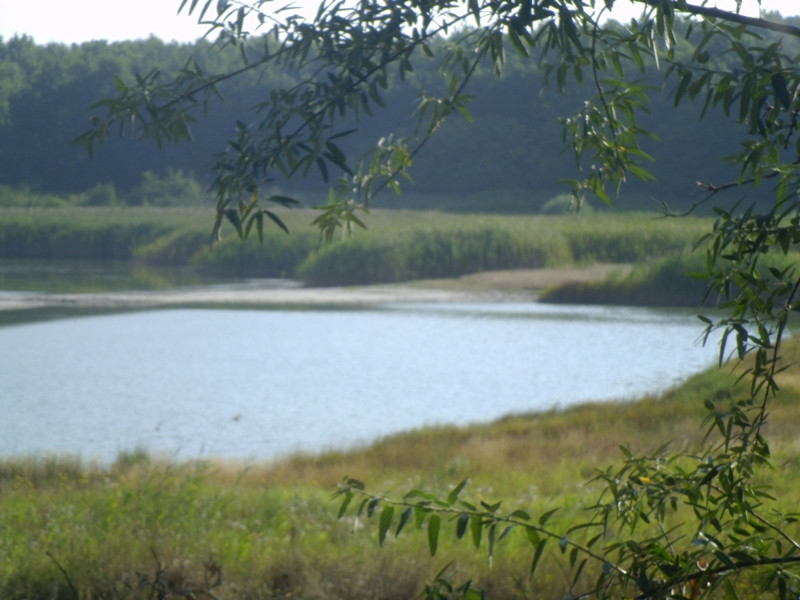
[0,264,627,313]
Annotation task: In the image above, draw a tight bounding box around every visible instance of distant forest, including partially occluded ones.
[2,12,799,213]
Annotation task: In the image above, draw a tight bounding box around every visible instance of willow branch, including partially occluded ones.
[631,0,800,38]
[643,553,800,600]
[696,158,800,195]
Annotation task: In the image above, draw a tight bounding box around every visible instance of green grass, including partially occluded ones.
[4,340,800,600]
[541,245,800,307]
[0,207,711,295]
[540,252,712,306]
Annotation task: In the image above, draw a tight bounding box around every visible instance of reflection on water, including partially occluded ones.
[0,259,245,293]
[0,303,720,463]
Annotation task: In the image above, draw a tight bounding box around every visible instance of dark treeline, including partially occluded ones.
[1,13,798,213]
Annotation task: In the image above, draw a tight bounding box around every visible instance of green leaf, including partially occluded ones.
[456,103,473,123]
[507,26,529,57]
[245,211,264,242]
[569,547,578,567]
[539,508,559,526]
[367,497,380,517]
[525,526,540,547]
[262,210,289,235]
[414,506,428,528]
[447,479,469,505]
[498,525,514,542]
[267,195,299,207]
[675,71,692,106]
[356,498,368,518]
[316,157,329,182]
[345,477,365,490]
[113,76,127,93]
[529,536,547,581]
[211,211,224,242]
[235,6,245,34]
[456,513,470,539]
[337,490,353,519]
[470,514,482,549]
[404,489,439,502]
[378,506,394,546]
[428,514,441,556]
[396,507,412,537]
[771,72,791,109]
[224,209,243,238]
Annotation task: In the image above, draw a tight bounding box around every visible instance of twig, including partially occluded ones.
[45,551,80,600]
[149,547,166,600]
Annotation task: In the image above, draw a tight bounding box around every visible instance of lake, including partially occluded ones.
[0,301,720,463]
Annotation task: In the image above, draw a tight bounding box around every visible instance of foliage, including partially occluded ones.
[0,185,69,208]
[83,182,120,207]
[128,168,210,206]
[75,0,800,598]
[0,22,793,210]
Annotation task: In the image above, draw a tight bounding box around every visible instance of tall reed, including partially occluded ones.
[0,207,710,287]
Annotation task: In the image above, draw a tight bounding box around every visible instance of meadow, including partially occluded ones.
[4,339,800,600]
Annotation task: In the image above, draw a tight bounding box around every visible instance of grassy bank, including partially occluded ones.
[0,207,712,301]
[4,339,800,599]
[540,247,800,307]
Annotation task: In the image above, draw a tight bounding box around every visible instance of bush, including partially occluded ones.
[127,169,210,207]
[83,182,120,207]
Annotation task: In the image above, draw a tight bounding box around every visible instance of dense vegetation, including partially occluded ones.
[2,14,798,213]
[4,339,800,600]
[0,206,713,302]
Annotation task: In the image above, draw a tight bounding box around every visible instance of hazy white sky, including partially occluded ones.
[0,0,798,45]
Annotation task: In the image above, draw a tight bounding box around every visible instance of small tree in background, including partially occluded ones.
[81,1,800,597]
[83,182,120,206]
[130,168,208,206]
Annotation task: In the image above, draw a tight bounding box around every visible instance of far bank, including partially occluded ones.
[1,207,714,307]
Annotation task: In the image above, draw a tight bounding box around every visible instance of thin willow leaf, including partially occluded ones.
[428,514,441,556]
[378,506,394,546]
[470,514,482,549]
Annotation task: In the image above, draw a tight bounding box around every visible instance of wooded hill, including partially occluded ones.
[2,12,798,212]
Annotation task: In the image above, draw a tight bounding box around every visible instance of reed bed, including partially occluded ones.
[0,207,710,290]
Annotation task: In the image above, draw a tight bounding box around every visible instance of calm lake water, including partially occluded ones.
[0,302,720,463]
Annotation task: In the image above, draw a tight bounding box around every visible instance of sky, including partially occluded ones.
[0,0,798,45]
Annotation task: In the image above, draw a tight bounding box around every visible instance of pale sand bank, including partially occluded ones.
[0,264,628,312]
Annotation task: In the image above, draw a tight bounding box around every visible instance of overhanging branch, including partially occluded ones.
[630,0,800,38]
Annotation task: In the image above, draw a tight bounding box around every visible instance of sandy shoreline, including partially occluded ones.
[0,264,627,312]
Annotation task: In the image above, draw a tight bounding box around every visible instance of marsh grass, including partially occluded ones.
[540,252,711,306]
[542,247,800,307]
[0,208,710,292]
[5,341,800,599]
